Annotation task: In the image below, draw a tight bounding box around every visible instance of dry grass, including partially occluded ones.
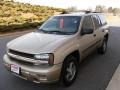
[21,13,37,19]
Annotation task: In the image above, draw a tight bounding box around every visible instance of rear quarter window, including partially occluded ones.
[97,14,107,26]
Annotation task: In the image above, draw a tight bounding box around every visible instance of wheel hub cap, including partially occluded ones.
[66,62,76,81]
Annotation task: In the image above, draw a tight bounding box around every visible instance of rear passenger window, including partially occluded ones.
[92,15,101,29]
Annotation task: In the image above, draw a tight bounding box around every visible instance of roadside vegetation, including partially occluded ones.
[0,0,63,33]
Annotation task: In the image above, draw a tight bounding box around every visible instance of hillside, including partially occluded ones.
[0,0,63,32]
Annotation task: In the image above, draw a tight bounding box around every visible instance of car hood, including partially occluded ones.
[7,32,71,54]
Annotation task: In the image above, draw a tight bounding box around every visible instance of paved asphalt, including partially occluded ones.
[0,26,120,90]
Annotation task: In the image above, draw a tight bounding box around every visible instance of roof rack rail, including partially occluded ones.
[60,10,101,14]
[92,11,101,13]
[75,10,101,13]
[61,10,92,14]
[61,11,69,14]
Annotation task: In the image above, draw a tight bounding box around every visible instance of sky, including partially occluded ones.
[15,0,120,10]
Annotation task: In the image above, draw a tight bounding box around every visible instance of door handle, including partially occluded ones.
[93,34,96,37]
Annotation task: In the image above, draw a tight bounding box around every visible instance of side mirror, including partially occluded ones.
[81,28,93,35]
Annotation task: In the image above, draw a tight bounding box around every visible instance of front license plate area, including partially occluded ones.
[11,64,20,74]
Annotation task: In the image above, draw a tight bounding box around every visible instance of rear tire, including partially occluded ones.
[98,38,107,54]
[60,55,78,86]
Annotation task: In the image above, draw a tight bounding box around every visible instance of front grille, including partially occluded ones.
[9,56,33,65]
[9,49,34,59]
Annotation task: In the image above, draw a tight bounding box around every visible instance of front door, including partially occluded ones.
[79,15,96,59]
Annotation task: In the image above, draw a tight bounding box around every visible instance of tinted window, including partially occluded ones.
[92,15,101,29]
[38,16,81,35]
[81,16,94,33]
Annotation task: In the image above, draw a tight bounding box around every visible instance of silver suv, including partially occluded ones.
[3,12,109,86]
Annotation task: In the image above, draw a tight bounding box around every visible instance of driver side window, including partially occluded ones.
[81,16,94,35]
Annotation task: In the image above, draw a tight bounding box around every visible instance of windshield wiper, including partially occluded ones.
[37,29,49,33]
[37,29,74,35]
[46,30,73,35]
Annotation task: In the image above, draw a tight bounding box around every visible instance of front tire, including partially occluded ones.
[60,56,78,86]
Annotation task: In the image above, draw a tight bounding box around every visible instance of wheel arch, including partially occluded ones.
[63,50,80,64]
[60,50,80,84]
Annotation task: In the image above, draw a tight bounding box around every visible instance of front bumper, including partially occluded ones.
[3,54,62,83]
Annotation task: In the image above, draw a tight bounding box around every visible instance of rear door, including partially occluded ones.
[92,14,103,47]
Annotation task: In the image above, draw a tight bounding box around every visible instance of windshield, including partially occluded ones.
[38,16,81,35]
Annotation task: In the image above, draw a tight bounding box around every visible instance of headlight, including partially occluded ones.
[34,54,54,66]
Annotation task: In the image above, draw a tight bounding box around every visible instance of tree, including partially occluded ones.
[112,8,119,16]
[108,7,113,13]
[95,5,106,13]
[67,6,77,12]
